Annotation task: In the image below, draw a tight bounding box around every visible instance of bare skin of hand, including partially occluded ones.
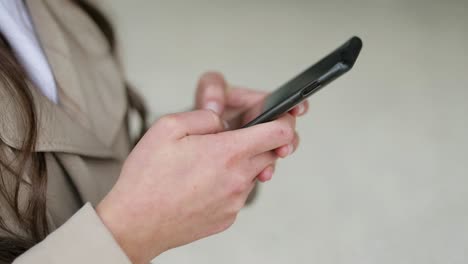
[96,72,309,264]
[195,72,309,181]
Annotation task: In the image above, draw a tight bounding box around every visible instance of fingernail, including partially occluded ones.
[223,120,230,130]
[297,103,305,115]
[205,101,221,114]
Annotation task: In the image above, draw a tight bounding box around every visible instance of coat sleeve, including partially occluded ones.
[13,203,132,264]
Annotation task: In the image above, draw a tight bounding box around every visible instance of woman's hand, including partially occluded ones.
[195,72,309,181]
[97,110,297,264]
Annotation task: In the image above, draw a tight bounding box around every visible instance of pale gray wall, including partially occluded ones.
[99,0,468,263]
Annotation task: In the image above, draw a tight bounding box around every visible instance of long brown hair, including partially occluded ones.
[0,1,146,262]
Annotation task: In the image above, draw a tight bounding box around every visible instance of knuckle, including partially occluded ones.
[219,215,237,232]
[232,197,247,212]
[158,114,180,129]
[203,109,222,126]
[228,176,249,195]
[223,150,243,170]
[274,123,295,142]
[211,216,236,234]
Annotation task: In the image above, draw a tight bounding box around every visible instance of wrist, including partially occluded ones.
[96,195,157,264]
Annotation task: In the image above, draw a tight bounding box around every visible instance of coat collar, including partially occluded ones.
[0,0,127,158]
[0,85,115,157]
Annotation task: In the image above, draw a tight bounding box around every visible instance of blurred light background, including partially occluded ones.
[99,0,468,263]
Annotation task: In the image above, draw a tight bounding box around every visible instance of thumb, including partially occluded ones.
[195,72,227,115]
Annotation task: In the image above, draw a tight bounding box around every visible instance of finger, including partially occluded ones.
[289,100,309,116]
[250,150,277,176]
[226,87,267,109]
[275,143,294,158]
[223,88,268,123]
[257,163,275,182]
[195,72,227,115]
[157,110,225,139]
[275,131,300,158]
[222,113,296,156]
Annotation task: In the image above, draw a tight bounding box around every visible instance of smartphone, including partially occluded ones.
[233,36,363,128]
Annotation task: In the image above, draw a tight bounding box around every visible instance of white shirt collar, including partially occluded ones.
[0,0,58,103]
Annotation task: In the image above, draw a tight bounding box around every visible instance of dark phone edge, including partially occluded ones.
[242,90,304,128]
[242,61,352,128]
[241,36,363,128]
[242,64,347,128]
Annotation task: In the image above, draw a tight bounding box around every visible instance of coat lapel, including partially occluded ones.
[1,0,128,158]
[0,84,115,157]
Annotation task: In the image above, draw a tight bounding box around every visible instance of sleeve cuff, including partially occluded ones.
[14,203,132,264]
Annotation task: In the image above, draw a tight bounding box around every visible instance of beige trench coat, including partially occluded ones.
[1,0,134,262]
